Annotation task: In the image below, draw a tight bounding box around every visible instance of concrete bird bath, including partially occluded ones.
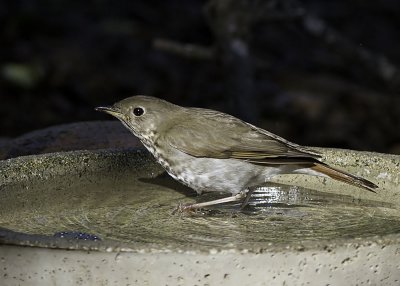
[0,147,399,285]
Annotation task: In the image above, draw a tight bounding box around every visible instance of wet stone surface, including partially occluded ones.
[0,170,399,251]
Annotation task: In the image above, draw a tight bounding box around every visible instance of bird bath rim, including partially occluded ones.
[0,147,399,254]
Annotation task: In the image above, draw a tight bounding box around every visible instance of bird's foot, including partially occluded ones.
[172,203,198,215]
[240,188,255,210]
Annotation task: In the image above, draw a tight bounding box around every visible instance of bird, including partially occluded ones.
[96,96,377,211]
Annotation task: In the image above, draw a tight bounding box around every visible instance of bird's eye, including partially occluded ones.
[133,107,144,116]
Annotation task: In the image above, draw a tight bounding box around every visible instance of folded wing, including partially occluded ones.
[163,108,320,164]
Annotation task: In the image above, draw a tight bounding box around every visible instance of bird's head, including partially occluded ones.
[96,95,180,139]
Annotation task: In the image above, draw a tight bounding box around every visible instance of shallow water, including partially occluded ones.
[0,172,399,249]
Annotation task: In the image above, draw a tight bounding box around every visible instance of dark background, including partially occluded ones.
[1,0,400,154]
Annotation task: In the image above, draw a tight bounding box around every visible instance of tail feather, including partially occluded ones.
[311,163,378,193]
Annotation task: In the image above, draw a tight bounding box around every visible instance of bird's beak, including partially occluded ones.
[95,106,124,119]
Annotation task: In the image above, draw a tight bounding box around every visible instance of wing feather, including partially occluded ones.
[162,108,320,164]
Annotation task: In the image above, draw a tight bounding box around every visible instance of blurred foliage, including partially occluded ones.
[0,0,399,153]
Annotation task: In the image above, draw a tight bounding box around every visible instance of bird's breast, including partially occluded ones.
[140,137,174,173]
[139,137,284,195]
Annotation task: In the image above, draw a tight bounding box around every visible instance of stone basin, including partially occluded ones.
[0,147,399,285]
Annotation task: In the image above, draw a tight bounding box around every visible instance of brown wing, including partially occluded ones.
[163,108,321,164]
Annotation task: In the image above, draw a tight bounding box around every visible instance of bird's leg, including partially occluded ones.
[240,187,256,209]
[175,189,248,213]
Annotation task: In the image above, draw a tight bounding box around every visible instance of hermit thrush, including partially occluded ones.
[96,96,377,210]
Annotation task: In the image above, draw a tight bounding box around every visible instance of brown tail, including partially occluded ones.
[311,163,378,193]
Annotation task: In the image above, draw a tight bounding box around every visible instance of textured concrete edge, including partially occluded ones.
[0,242,399,286]
[1,225,400,254]
[0,148,164,186]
